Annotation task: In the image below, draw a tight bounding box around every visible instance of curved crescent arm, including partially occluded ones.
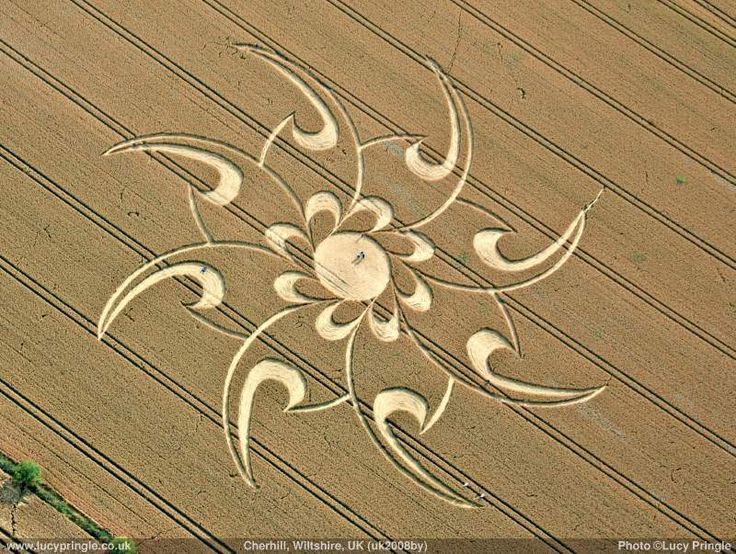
[238,45,338,152]
[105,137,242,206]
[97,242,277,340]
[343,314,479,508]
[467,329,605,405]
[236,359,307,486]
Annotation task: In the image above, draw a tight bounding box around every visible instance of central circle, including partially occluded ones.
[313,232,391,301]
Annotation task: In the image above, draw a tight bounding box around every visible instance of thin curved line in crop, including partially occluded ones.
[97,46,605,508]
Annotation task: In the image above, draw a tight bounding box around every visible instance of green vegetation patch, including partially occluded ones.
[0,452,136,552]
[13,459,42,488]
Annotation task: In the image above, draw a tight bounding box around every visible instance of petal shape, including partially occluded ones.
[98,262,224,339]
[315,301,364,341]
[397,271,433,312]
[236,359,307,486]
[345,196,393,232]
[273,271,321,304]
[368,303,400,342]
[467,329,605,403]
[265,223,310,259]
[396,231,435,263]
[305,191,342,231]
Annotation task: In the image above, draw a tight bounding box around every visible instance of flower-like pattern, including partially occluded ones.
[269,190,439,340]
[97,46,605,507]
